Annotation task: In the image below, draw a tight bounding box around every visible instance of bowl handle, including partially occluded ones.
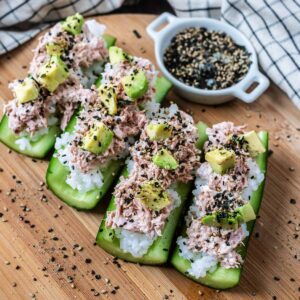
[233,72,270,103]
[147,12,177,41]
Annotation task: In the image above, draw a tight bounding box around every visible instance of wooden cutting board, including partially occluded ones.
[0,14,299,300]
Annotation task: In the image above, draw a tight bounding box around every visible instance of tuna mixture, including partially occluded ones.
[5,18,109,140]
[101,56,157,104]
[106,105,200,257]
[54,55,160,193]
[177,122,265,278]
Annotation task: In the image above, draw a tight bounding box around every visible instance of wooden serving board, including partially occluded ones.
[0,14,299,300]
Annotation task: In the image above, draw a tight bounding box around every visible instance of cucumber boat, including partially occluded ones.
[171,121,268,289]
[0,13,116,158]
[97,105,201,264]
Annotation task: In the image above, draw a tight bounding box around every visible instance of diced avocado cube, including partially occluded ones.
[201,214,216,226]
[205,148,235,174]
[98,84,117,115]
[237,203,256,222]
[137,181,171,211]
[201,213,238,230]
[121,69,148,100]
[61,13,84,35]
[243,131,266,157]
[14,77,39,104]
[201,203,256,229]
[82,122,114,155]
[46,42,66,55]
[152,148,178,170]
[146,122,172,141]
[109,46,130,64]
[37,56,69,92]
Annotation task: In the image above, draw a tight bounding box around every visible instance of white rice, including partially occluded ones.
[242,158,265,201]
[15,126,49,151]
[148,103,178,120]
[54,132,104,193]
[177,236,218,278]
[126,158,135,175]
[78,20,107,88]
[79,60,106,88]
[15,115,58,151]
[15,137,32,151]
[85,20,106,39]
[117,187,181,257]
[115,229,156,257]
[143,98,160,118]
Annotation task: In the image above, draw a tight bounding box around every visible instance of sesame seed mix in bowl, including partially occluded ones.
[163,27,251,90]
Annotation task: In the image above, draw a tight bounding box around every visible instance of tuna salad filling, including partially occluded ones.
[105,105,200,257]
[29,15,108,82]
[130,104,201,187]
[54,51,162,193]
[177,122,265,278]
[4,14,110,147]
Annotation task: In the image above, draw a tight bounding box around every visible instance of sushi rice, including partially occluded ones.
[15,116,58,151]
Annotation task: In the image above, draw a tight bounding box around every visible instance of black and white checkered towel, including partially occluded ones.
[0,0,125,54]
[0,0,299,109]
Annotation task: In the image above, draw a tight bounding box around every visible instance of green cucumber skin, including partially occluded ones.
[0,114,60,159]
[45,114,124,210]
[171,131,269,289]
[0,34,116,159]
[46,77,171,210]
[96,167,192,264]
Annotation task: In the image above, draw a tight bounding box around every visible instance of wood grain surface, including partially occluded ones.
[0,14,299,300]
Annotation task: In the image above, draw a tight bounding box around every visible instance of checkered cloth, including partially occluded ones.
[0,0,125,54]
[1,0,299,108]
[169,0,300,109]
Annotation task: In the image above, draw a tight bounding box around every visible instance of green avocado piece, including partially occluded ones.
[205,148,235,174]
[36,55,69,92]
[137,181,171,211]
[121,69,148,100]
[61,13,84,35]
[14,77,39,104]
[46,42,66,56]
[202,203,256,229]
[201,212,239,230]
[109,46,130,64]
[237,202,256,222]
[146,122,172,141]
[153,148,178,170]
[243,131,266,157]
[98,84,117,115]
[82,121,114,155]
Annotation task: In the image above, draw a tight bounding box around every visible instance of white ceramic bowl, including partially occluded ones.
[147,13,270,105]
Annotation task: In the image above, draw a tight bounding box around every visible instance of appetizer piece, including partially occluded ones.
[46,48,172,209]
[97,104,201,264]
[0,13,116,158]
[171,122,268,289]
